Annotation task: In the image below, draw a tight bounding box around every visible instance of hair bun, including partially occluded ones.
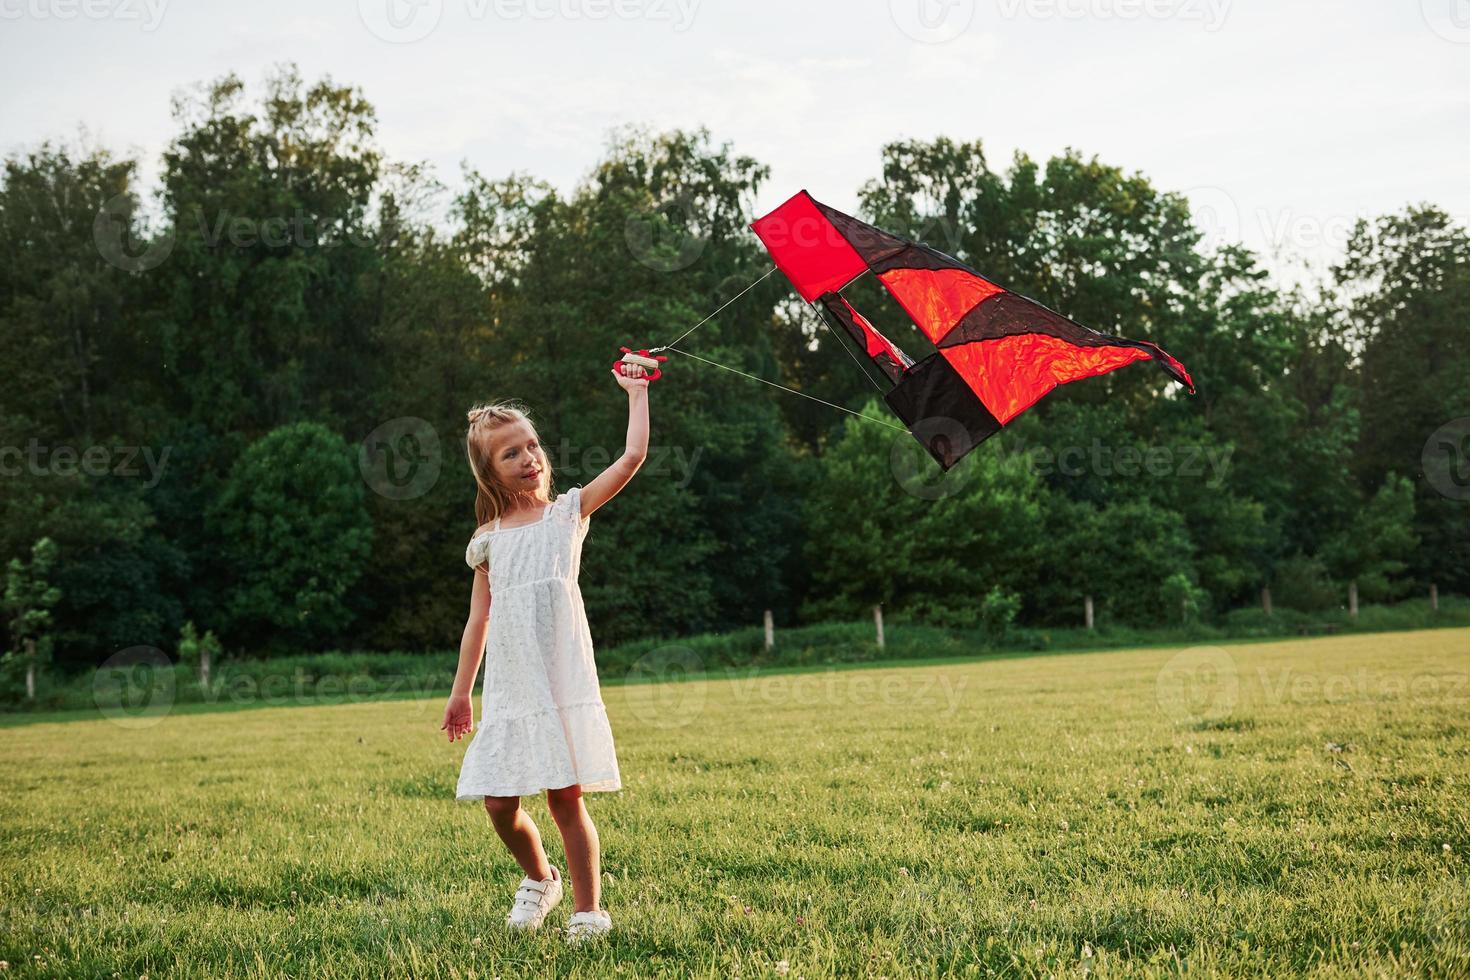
[466,401,527,431]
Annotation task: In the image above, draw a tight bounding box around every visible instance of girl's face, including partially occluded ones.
[487,419,547,497]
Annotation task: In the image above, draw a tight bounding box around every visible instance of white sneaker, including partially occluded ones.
[565,909,612,945]
[505,867,562,930]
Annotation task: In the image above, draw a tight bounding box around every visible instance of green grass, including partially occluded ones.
[3,629,1468,977]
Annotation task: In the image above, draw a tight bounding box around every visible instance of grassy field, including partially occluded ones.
[2,629,1468,977]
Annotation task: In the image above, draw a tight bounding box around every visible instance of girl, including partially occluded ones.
[441,360,651,945]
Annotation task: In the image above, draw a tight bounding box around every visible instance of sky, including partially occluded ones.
[3,0,1468,285]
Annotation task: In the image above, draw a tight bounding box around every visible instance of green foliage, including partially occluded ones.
[175,619,222,672]
[1,538,62,692]
[978,586,1022,642]
[1321,473,1420,601]
[1160,572,1208,624]
[0,138,192,667]
[801,399,1045,628]
[210,422,372,653]
[1,67,1463,665]
[156,67,383,436]
[4,537,61,644]
[1031,495,1196,627]
[1336,207,1470,593]
[446,126,798,644]
[1269,553,1340,613]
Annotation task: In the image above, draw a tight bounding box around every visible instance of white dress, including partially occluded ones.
[457,486,622,799]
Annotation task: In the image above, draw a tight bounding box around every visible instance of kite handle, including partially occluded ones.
[614,346,667,382]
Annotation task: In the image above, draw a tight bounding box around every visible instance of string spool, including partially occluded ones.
[614,346,668,381]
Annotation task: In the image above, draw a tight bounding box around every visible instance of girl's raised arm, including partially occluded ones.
[580,364,651,518]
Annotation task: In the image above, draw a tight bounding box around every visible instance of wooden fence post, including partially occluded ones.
[1431,584,1439,611]
[763,609,774,651]
[1084,595,1095,630]
[1262,587,1273,617]
[874,605,885,651]
[1348,581,1359,620]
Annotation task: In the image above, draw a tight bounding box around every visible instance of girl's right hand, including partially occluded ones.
[441,693,473,742]
[612,363,650,393]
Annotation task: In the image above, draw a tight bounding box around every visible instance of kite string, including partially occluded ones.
[645,263,905,433]
[649,265,779,354]
[658,345,907,431]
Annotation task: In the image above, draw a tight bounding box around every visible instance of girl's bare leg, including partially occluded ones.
[546,785,601,912]
[483,796,554,882]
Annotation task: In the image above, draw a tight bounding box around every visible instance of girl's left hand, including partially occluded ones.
[441,693,473,742]
[612,362,651,393]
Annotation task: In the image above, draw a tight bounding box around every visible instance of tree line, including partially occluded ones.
[2,64,1466,675]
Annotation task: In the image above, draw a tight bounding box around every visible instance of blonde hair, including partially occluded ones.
[464,400,555,527]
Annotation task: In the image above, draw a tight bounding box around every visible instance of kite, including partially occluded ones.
[747,190,1195,470]
[623,190,1195,471]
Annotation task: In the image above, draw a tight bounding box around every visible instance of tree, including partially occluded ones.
[0,141,191,667]
[1335,206,1470,593]
[6,69,1463,656]
[1032,496,1197,627]
[1269,553,1340,614]
[3,538,61,700]
[155,65,384,437]
[1161,572,1208,625]
[176,619,223,689]
[210,422,372,653]
[1321,474,1420,602]
[448,128,804,643]
[802,398,1046,629]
